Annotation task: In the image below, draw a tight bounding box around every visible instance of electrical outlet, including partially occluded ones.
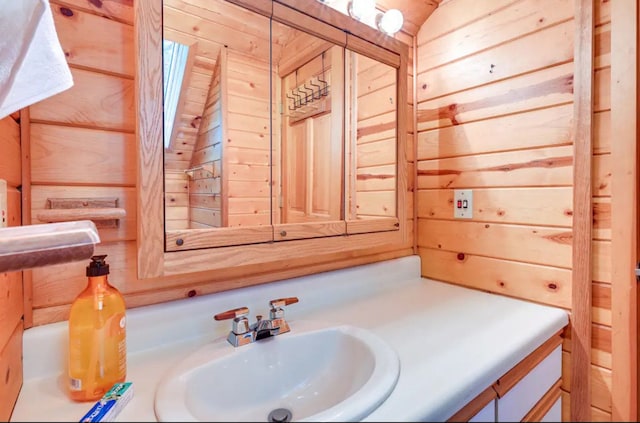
[0,179,7,228]
[453,189,473,219]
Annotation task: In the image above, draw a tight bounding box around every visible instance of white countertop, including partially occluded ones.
[11,255,568,422]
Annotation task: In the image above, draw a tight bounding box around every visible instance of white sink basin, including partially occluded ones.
[154,320,400,422]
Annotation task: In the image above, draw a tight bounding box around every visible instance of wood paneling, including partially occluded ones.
[416,0,584,419]
[609,0,638,419]
[51,3,135,77]
[30,68,135,132]
[0,114,22,421]
[0,117,21,187]
[0,323,23,422]
[30,124,136,186]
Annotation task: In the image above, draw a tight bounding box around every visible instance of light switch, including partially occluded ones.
[0,179,7,228]
[453,189,473,219]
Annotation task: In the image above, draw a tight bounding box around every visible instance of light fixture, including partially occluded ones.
[347,0,376,21]
[376,8,404,36]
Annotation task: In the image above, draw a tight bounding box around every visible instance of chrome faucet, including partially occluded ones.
[214,297,299,347]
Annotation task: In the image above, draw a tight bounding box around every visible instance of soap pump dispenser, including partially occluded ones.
[67,254,127,401]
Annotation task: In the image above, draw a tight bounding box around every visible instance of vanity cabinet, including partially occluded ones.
[449,332,563,422]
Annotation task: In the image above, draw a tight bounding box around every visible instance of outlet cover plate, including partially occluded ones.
[453,189,473,219]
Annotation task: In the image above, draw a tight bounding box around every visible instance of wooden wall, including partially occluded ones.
[351,53,398,219]
[164,170,189,230]
[28,0,137,325]
[23,0,414,327]
[415,0,611,420]
[189,50,223,228]
[0,115,23,420]
[225,49,271,227]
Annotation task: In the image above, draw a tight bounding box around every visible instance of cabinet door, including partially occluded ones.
[540,397,562,422]
[469,399,496,422]
[496,345,562,422]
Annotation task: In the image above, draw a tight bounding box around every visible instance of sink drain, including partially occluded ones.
[268,408,292,422]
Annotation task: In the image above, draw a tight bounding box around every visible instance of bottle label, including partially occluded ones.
[70,377,82,391]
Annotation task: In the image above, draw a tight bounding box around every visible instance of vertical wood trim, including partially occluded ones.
[397,43,409,247]
[412,35,418,254]
[571,0,594,421]
[20,108,32,328]
[220,48,229,228]
[135,0,164,279]
[611,0,638,420]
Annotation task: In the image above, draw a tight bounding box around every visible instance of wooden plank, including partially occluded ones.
[30,68,135,132]
[561,391,612,422]
[0,117,21,187]
[595,67,611,111]
[593,282,612,327]
[417,219,572,268]
[418,0,573,72]
[417,19,574,102]
[166,226,273,250]
[593,197,611,240]
[416,0,518,45]
[417,104,573,160]
[30,124,135,185]
[163,4,271,62]
[0,323,23,422]
[419,247,571,309]
[51,0,134,25]
[593,154,611,197]
[417,187,573,227]
[52,4,134,77]
[593,111,611,155]
[20,108,33,329]
[593,240,611,284]
[562,351,613,413]
[273,221,346,241]
[417,145,573,189]
[610,0,638,419]
[416,62,574,131]
[0,271,23,356]
[571,1,595,421]
[135,0,164,279]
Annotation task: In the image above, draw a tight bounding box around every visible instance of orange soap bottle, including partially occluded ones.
[67,254,127,401]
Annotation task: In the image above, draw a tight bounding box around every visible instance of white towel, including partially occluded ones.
[0,0,73,119]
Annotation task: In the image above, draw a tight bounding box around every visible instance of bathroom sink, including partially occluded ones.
[154,320,400,422]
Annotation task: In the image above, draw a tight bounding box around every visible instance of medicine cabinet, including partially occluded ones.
[136,0,409,279]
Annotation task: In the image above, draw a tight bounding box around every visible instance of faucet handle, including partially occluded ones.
[214,306,254,347]
[269,297,299,309]
[214,306,249,321]
[269,297,298,320]
[214,306,250,336]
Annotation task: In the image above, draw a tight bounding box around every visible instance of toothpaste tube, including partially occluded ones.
[79,382,134,422]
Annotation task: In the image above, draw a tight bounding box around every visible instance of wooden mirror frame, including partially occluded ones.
[135,0,409,280]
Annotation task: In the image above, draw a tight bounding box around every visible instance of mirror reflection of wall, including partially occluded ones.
[161,0,399,247]
[271,19,345,225]
[162,0,272,230]
[345,51,397,221]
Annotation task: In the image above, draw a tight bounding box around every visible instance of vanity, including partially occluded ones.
[11,256,568,422]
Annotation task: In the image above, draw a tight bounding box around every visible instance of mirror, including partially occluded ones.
[159,0,401,253]
[345,51,397,223]
[137,0,408,279]
[271,18,345,227]
[162,0,273,233]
